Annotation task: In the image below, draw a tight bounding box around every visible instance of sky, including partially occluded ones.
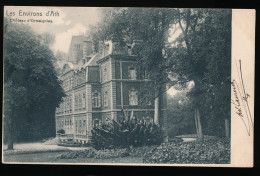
[4,6,184,96]
[5,6,100,53]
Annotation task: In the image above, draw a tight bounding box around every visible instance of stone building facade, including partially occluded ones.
[55,35,167,143]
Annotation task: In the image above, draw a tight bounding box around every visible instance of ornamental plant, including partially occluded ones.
[91,118,163,150]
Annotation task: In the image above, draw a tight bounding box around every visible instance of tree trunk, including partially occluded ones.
[194,109,199,136]
[154,97,159,124]
[6,112,14,150]
[225,118,230,138]
[154,88,161,125]
[195,108,203,141]
[7,138,14,150]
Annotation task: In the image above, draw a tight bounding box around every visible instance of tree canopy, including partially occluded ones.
[4,19,65,148]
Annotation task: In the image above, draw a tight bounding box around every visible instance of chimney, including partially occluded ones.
[98,41,104,54]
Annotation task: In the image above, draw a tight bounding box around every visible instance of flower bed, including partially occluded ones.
[143,139,230,164]
[56,139,230,164]
[56,148,130,159]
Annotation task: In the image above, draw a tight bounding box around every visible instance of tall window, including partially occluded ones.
[69,95,72,111]
[103,91,108,107]
[142,91,152,105]
[79,94,82,109]
[129,88,138,105]
[144,69,149,79]
[75,95,78,110]
[74,44,80,50]
[103,67,108,81]
[129,66,137,80]
[82,93,86,109]
[92,91,101,108]
[66,97,70,111]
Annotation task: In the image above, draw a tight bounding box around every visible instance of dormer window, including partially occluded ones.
[129,66,137,80]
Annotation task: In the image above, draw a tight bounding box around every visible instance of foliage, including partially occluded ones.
[167,90,195,137]
[56,139,229,164]
[143,139,230,164]
[91,119,163,150]
[167,9,231,137]
[57,148,96,159]
[56,148,130,159]
[90,8,179,88]
[56,129,65,134]
[3,18,65,146]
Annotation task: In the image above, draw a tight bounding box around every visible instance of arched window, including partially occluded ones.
[129,88,138,105]
[92,91,101,108]
[129,66,137,80]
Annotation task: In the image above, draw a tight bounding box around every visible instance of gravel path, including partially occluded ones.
[3,141,87,155]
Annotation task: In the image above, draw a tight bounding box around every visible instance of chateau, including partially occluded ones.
[55,35,167,143]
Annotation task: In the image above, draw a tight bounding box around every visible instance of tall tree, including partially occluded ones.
[168,9,231,139]
[3,19,65,149]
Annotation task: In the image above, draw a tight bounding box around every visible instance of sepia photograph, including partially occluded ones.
[2,6,254,167]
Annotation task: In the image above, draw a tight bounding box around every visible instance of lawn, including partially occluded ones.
[3,151,143,163]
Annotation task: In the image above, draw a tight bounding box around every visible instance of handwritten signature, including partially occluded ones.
[231,59,253,136]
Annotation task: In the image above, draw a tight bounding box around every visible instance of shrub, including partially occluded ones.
[56,148,130,159]
[91,119,163,150]
[143,139,230,164]
[57,129,65,134]
[57,148,96,159]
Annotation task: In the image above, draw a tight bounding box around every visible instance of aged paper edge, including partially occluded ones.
[2,7,255,167]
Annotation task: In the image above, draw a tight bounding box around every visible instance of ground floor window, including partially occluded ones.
[75,119,87,135]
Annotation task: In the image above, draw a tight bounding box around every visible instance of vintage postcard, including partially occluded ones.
[2,6,255,167]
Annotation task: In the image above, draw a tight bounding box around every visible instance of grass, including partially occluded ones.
[3,151,143,164]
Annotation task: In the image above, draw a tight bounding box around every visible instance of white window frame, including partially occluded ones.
[129,88,138,105]
[103,91,108,107]
[129,66,137,80]
[92,90,101,108]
